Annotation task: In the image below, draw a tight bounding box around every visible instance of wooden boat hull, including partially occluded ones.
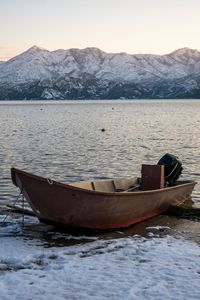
[11,168,196,229]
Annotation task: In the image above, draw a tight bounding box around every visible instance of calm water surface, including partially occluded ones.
[0,99,200,207]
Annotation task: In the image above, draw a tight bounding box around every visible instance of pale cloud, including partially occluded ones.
[0,46,20,61]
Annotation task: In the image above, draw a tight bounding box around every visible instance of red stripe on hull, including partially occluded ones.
[89,211,163,229]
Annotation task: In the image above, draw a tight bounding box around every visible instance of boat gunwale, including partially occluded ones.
[11,167,196,197]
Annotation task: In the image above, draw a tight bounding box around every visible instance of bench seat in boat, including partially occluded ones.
[70,177,138,192]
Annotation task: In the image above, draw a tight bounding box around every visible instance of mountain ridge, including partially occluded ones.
[0,46,200,99]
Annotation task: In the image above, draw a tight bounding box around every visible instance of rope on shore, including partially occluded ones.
[21,193,25,226]
[0,191,23,225]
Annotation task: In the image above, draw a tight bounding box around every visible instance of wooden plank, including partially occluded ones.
[140,164,165,190]
[6,204,36,216]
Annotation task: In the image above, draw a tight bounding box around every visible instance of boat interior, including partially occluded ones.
[69,163,191,193]
[70,177,139,193]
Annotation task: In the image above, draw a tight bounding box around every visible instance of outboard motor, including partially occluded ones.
[157,153,183,185]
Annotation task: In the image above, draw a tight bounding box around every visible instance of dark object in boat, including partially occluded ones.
[158,153,183,184]
[140,164,165,191]
[11,166,195,230]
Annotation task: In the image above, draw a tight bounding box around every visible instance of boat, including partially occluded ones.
[11,154,196,229]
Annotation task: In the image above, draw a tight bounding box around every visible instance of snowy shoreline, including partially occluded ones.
[1,212,200,300]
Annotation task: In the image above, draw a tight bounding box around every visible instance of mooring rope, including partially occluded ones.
[0,190,23,225]
[21,193,25,226]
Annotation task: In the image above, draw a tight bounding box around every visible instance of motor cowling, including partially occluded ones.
[157,153,183,184]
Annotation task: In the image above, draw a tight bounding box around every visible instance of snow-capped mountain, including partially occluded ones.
[0,46,200,99]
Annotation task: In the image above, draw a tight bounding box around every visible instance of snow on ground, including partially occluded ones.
[0,217,200,300]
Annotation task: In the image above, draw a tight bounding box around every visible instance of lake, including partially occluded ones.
[0,99,200,205]
[0,99,200,300]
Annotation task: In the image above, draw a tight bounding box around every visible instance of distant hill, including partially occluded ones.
[0,46,200,99]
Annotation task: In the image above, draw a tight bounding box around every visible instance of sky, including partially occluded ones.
[0,0,200,60]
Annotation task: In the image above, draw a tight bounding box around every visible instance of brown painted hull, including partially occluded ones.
[11,168,196,229]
